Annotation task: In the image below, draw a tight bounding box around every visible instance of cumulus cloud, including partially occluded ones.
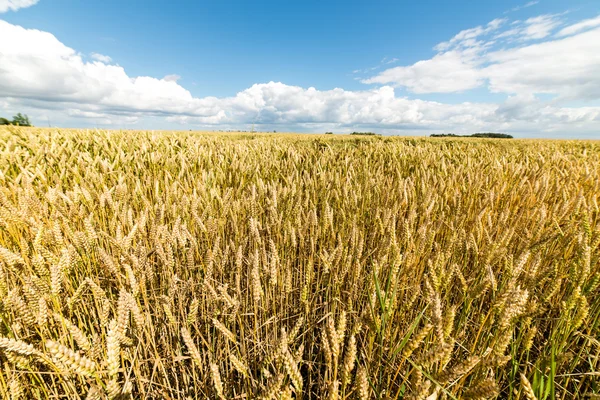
[2,19,501,130]
[484,28,600,99]
[365,13,600,102]
[0,0,38,13]
[362,51,484,93]
[1,18,600,136]
[90,52,112,63]
[495,94,600,133]
[0,20,219,117]
[219,84,499,128]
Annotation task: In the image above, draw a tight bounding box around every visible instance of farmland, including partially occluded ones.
[0,127,598,399]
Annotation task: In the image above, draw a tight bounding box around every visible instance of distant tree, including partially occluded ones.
[431,133,459,137]
[0,117,10,125]
[325,132,333,135]
[350,131,380,136]
[12,113,32,127]
[471,133,513,139]
[431,132,512,139]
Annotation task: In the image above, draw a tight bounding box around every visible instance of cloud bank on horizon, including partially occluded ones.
[1,2,600,137]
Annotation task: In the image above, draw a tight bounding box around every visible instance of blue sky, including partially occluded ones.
[1,0,600,138]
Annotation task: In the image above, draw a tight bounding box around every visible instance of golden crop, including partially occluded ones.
[0,127,598,399]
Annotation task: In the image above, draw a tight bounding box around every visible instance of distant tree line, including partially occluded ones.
[430,133,513,139]
[350,132,381,136]
[0,113,33,127]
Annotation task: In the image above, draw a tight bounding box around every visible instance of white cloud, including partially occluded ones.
[434,18,507,51]
[0,20,219,117]
[491,14,563,42]
[522,14,562,39]
[0,0,38,13]
[163,74,181,82]
[1,18,600,137]
[557,15,600,37]
[494,94,600,132]
[508,1,540,13]
[363,17,508,93]
[494,27,523,40]
[159,83,501,130]
[484,28,600,99]
[365,14,600,101]
[362,51,484,93]
[90,52,112,63]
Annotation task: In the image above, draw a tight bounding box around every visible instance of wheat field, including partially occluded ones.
[0,127,598,399]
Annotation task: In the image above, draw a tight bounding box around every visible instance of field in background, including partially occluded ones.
[0,127,598,399]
